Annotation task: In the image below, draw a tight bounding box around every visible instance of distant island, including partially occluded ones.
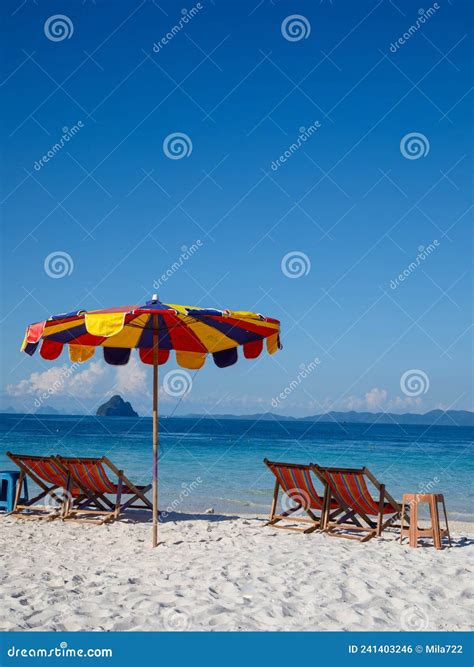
[96,395,138,417]
[36,406,61,416]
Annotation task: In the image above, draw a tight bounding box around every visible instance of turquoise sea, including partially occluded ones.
[1,414,473,522]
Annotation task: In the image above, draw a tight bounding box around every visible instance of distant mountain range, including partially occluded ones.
[181,409,474,427]
[1,406,472,426]
[3,405,61,416]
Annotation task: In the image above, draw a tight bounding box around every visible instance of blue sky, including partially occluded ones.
[1,0,472,417]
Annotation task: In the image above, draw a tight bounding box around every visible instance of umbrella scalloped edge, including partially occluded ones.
[21,301,282,370]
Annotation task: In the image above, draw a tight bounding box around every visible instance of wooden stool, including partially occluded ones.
[400,493,451,549]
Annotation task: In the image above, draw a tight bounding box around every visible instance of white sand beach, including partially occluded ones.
[1,512,473,632]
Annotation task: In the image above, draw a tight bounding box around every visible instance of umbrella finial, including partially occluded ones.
[152,293,159,303]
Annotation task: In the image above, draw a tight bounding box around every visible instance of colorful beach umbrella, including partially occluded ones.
[21,295,281,546]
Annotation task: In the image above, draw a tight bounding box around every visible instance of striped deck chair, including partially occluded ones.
[6,452,82,520]
[315,466,402,542]
[55,456,152,525]
[263,459,341,533]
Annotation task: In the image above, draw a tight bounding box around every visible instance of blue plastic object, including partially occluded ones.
[0,470,29,512]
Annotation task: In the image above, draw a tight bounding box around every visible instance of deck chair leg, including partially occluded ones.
[320,486,329,530]
[381,511,401,534]
[306,508,319,522]
[269,479,279,523]
[95,493,115,509]
[376,484,385,536]
[265,480,281,525]
[320,484,343,531]
[120,489,151,511]
[336,508,362,527]
[76,493,110,511]
[114,476,123,519]
[266,503,302,526]
[61,474,73,519]
[302,518,319,534]
[13,470,24,512]
[360,530,377,543]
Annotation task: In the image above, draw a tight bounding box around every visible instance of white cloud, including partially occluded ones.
[341,387,423,413]
[69,362,107,395]
[115,356,148,396]
[7,361,107,399]
[342,388,386,411]
[5,357,152,415]
[387,395,422,411]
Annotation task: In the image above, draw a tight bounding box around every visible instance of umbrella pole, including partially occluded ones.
[152,314,159,547]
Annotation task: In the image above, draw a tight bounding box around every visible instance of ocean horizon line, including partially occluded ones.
[1,408,473,427]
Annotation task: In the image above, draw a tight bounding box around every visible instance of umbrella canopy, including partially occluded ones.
[21,296,281,546]
[21,297,281,367]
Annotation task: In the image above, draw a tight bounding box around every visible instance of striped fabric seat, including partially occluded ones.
[20,456,67,487]
[58,457,148,495]
[267,461,336,510]
[315,466,402,543]
[61,459,118,494]
[323,470,397,516]
[263,459,341,534]
[20,456,81,495]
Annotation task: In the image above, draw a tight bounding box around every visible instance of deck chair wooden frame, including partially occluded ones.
[314,465,403,543]
[55,455,152,525]
[6,452,85,520]
[263,459,341,534]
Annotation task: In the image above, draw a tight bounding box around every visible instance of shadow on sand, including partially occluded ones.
[120,509,241,525]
